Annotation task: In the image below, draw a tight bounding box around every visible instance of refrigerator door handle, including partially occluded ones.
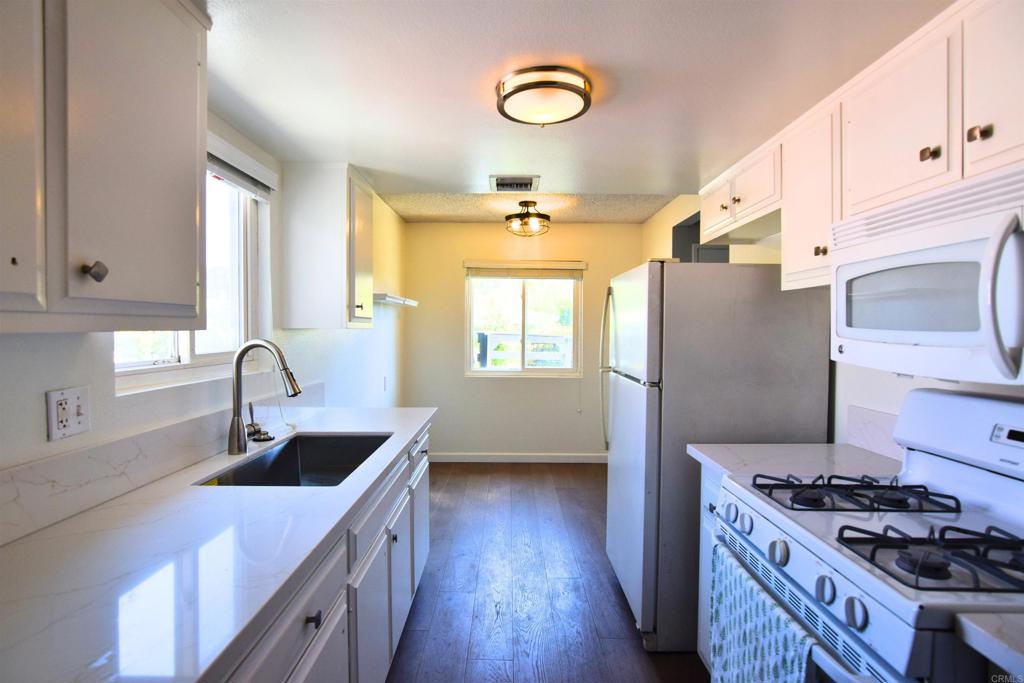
[599,286,613,449]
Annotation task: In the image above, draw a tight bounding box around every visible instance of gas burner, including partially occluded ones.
[838,524,1024,592]
[790,488,827,509]
[872,489,911,510]
[896,548,952,580]
[751,473,962,513]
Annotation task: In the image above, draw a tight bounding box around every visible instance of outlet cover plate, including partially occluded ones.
[46,386,91,441]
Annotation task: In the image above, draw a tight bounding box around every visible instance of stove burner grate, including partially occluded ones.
[838,524,1024,592]
[751,473,962,513]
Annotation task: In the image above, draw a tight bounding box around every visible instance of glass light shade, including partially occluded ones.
[496,66,591,126]
[505,201,550,237]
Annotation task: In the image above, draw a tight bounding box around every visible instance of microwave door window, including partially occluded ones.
[846,262,982,332]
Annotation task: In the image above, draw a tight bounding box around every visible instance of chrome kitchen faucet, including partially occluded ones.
[228,339,302,455]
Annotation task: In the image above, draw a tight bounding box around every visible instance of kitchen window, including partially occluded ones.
[114,164,263,375]
[465,261,584,376]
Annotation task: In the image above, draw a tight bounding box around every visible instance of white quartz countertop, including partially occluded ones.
[0,406,436,683]
[686,442,902,479]
[957,613,1024,676]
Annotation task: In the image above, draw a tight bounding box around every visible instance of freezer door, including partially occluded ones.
[609,262,662,384]
[605,370,660,632]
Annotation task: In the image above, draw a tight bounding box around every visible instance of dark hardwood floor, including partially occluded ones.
[386,462,710,683]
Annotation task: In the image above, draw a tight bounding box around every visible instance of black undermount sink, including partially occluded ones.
[197,434,392,487]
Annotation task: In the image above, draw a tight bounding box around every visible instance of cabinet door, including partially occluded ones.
[0,0,45,312]
[842,24,962,216]
[349,533,390,683]
[731,144,781,222]
[781,107,839,289]
[347,172,374,326]
[699,180,734,240]
[410,461,430,590]
[288,596,350,683]
[696,468,722,669]
[387,492,414,656]
[51,0,204,317]
[963,0,1024,178]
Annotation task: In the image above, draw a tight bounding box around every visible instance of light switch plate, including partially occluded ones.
[46,386,91,441]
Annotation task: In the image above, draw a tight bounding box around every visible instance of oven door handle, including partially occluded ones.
[980,212,1022,380]
[811,645,875,683]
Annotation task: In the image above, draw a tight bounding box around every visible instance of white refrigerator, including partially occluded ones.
[600,261,830,651]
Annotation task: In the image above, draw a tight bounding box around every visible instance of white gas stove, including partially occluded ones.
[716,389,1024,683]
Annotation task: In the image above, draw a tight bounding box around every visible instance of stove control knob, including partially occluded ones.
[723,502,739,524]
[738,513,754,535]
[815,575,837,605]
[768,539,790,567]
[845,596,869,632]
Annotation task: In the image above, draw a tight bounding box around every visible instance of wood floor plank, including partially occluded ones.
[415,590,476,683]
[468,464,513,660]
[463,658,513,683]
[387,626,429,682]
[442,465,490,592]
[530,464,581,581]
[550,578,611,683]
[406,537,452,631]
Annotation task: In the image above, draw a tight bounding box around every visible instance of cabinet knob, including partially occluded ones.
[719,203,728,212]
[304,609,323,630]
[813,245,829,256]
[392,533,399,543]
[355,303,364,310]
[918,145,941,162]
[80,261,109,282]
[966,124,994,142]
[731,196,741,204]
[707,502,716,514]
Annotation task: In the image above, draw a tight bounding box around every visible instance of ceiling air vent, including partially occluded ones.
[490,175,540,192]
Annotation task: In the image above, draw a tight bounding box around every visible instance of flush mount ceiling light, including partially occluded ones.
[505,200,550,237]
[496,65,592,126]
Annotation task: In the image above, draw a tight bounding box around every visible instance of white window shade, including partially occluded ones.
[206,153,273,202]
[464,260,586,279]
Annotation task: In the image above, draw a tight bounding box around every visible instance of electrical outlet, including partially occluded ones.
[46,386,91,441]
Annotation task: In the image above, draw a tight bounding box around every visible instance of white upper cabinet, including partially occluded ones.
[348,172,374,326]
[731,145,781,223]
[0,0,209,332]
[281,164,376,329]
[963,0,1024,178]
[841,23,963,217]
[781,106,840,290]
[699,145,781,243]
[0,0,46,312]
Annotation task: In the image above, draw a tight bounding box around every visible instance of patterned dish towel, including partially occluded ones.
[710,543,815,683]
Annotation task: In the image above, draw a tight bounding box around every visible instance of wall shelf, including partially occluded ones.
[373,292,418,307]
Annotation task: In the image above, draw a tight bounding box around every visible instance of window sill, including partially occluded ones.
[464,370,583,379]
[116,360,267,396]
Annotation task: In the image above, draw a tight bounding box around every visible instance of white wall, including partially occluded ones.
[0,113,406,471]
[401,221,643,457]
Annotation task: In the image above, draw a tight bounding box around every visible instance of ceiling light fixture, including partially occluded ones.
[496,65,592,126]
[505,200,550,237]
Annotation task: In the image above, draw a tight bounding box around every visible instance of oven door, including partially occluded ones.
[833,210,1024,384]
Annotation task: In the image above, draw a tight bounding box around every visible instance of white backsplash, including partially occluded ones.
[845,405,902,461]
[0,383,324,546]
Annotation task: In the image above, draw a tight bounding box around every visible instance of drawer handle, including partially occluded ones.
[392,533,399,543]
[719,203,728,211]
[966,124,994,142]
[305,609,323,630]
[419,449,428,454]
[80,261,109,282]
[813,245,828,256]
[918,145,941,162]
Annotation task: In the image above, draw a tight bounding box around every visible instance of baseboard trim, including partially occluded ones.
[430,451,608,464]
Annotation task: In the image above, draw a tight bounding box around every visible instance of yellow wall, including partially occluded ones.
[372,194,405,294]
[640,194,700,261]
[401,222,643,457]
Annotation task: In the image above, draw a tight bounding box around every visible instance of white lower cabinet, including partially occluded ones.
[387,493,414,657]
[349,532,392,683]
[289,595,349,683]
[228,429,431,683]
[696,465,723,670]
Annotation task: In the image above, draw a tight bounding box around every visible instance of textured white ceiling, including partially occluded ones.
[206,0,953,195]
[381,193,674,224]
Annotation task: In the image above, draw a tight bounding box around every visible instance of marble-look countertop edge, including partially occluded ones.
[685,442,903,479]
[956,613,1024,676]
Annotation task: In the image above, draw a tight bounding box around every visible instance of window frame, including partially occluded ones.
[114,169,259,378]
[464,269,583,379]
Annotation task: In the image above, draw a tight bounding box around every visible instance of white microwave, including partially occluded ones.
[831,166,1024,385]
